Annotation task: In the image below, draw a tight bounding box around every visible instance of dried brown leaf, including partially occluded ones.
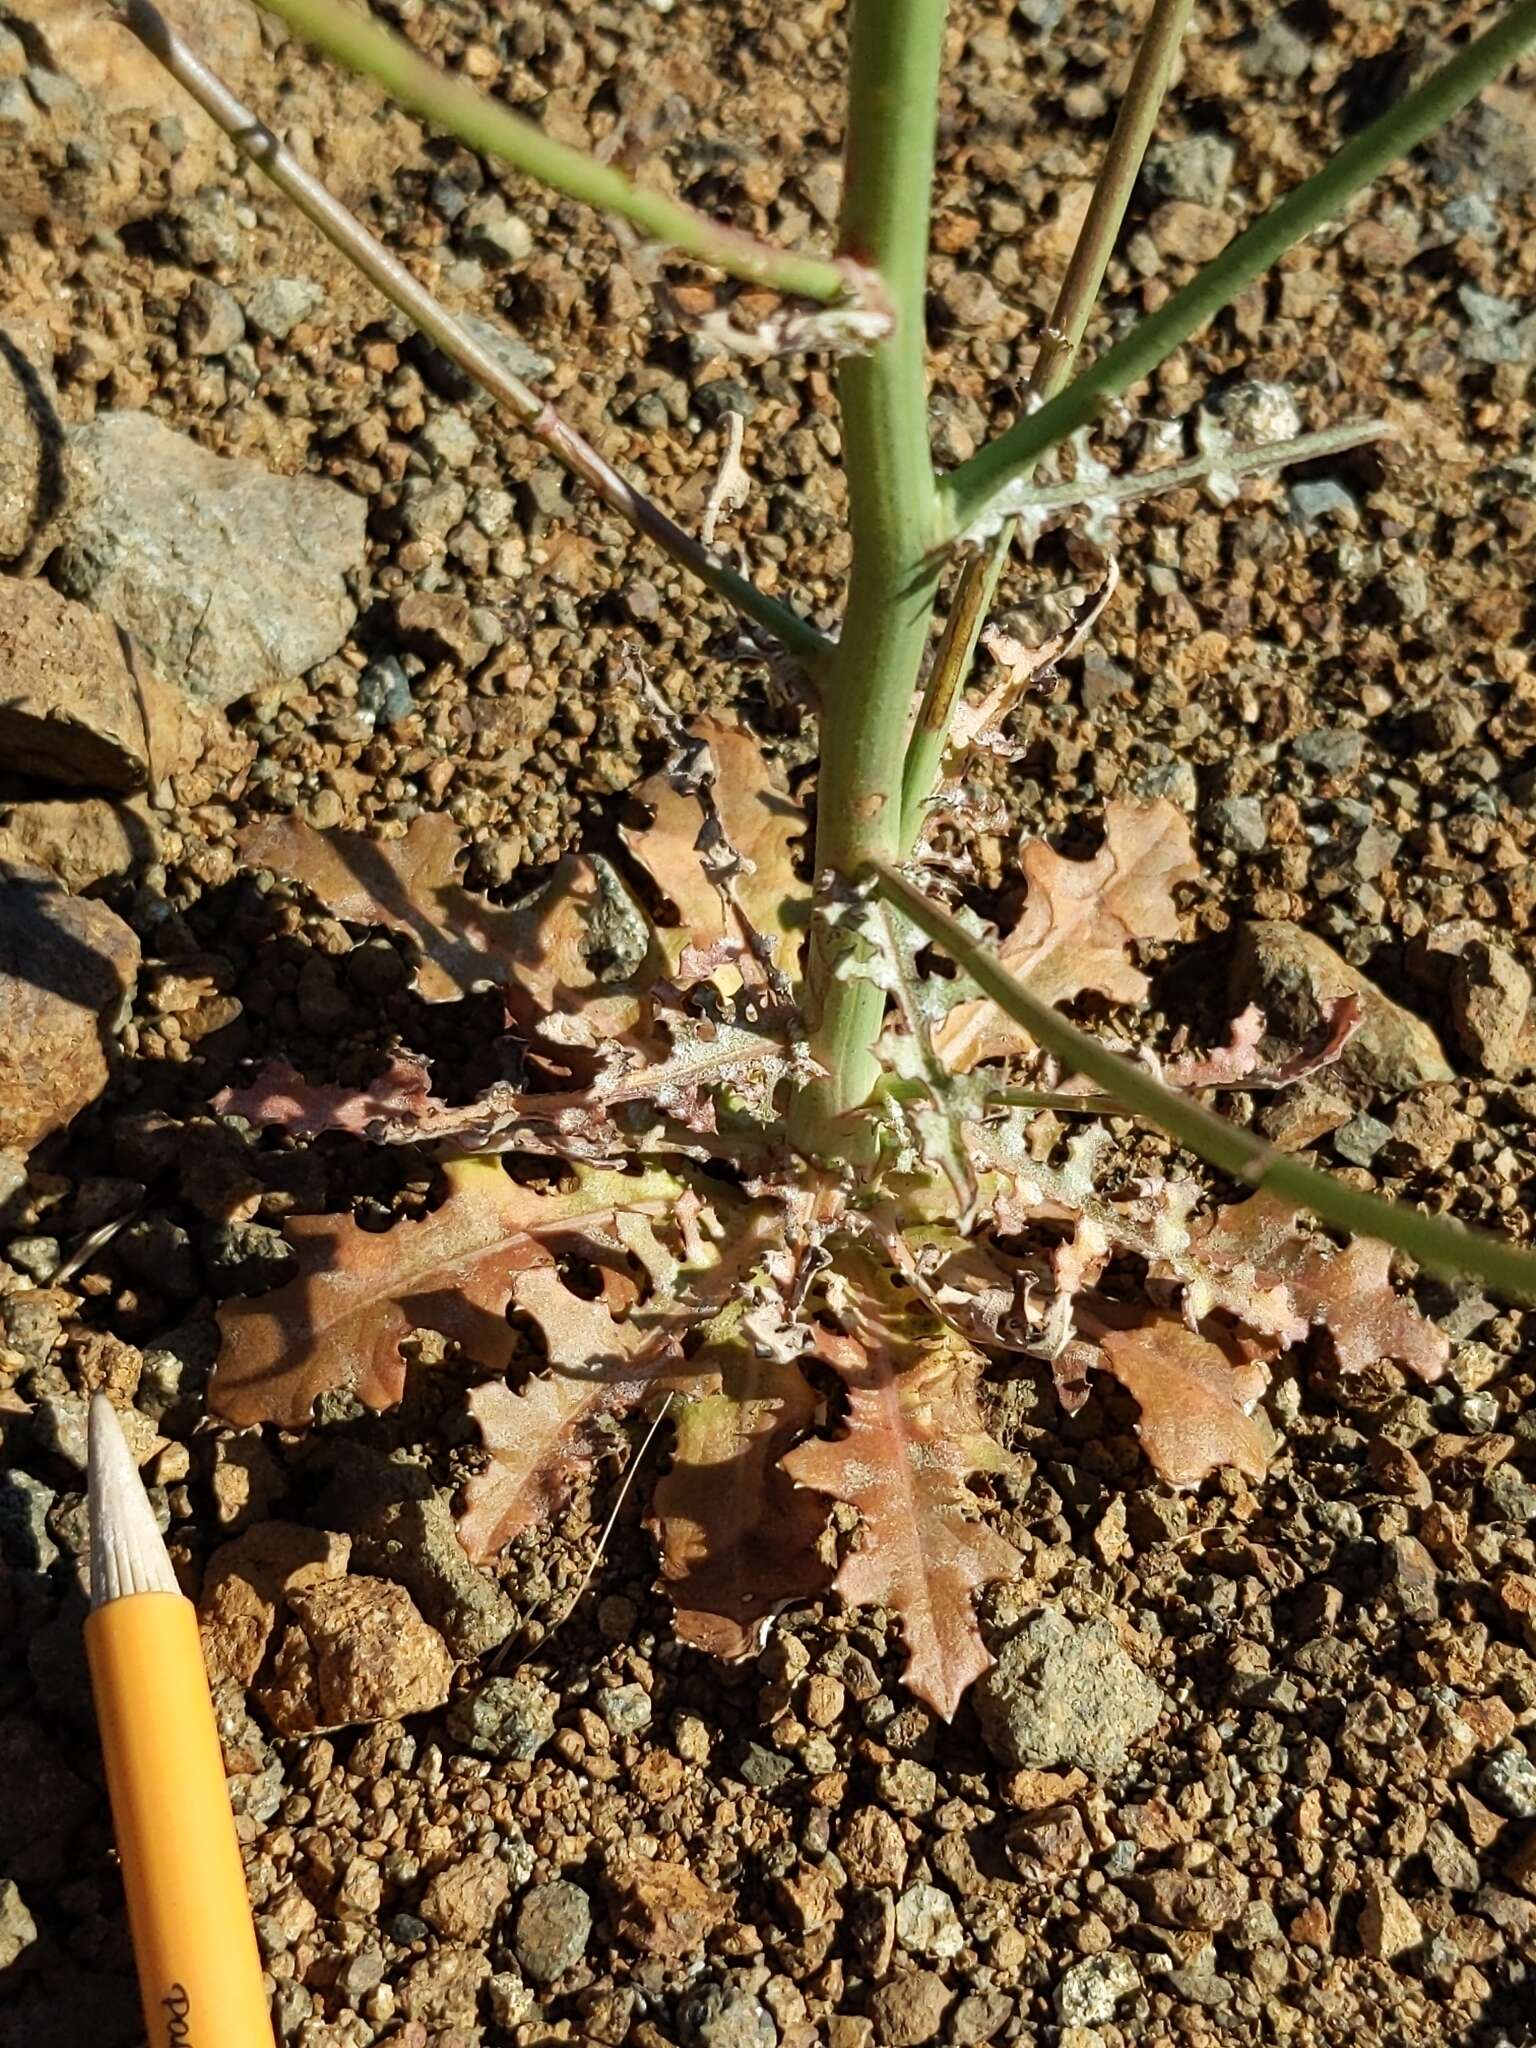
[649,1303,830,1660]
[212,1160,678,1426]
[935,801,1199,1073]
[1188,1191,1448,1379]
[215,1056,437,1136]
[783,1258,1021,1719]
[239,812,529,1001]
[1162,996,1361,1090]
[620,717,806,988]
[1098,1318,1270,1488]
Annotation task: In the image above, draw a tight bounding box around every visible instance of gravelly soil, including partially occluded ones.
[2,1,1536,2045]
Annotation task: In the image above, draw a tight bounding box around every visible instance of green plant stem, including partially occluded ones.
[789,0,950,1152]
[252,0,856,305]
[123,0,832,678]
[942,0,1536,541]
[872,860,1536,1302]
[901,0,1192,838]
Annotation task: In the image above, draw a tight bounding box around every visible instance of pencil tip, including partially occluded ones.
[89,1394,177,1607]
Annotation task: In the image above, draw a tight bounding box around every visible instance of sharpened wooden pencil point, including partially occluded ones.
[88,1392,177,1609]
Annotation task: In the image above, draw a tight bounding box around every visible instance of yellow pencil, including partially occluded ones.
[86,1393,276,2048]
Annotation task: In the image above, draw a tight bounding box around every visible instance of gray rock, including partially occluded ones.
[894,1881,964,1960]
[598,1681,652,1737]
[1214,379,1301,444]
[55,412,365,706]
[349,1490,518,1659]
[1144,133,1235,208]
[0,1468,57,1571]
[513,1879,591,1983]
[1480,1742,1536,1820]
[1210,795,1266,853]
[1423,1818,1481,1892]
[1242,19,1314,81]
[1289,478,1359,528]
[1333,1113,1392,1167]
[1229,921,1454,1095]
[1133,758,1198,809]
[975,1609,1166,1777]
[417,412,479,473]
[244,276,325,341]
[1457,285,1536,366]
[180,278,245,356]
[740,1742,797,1789]
[1054,1951,1140,2025]
[679,1984,778,2048]
[455,311,554,386]
[1293,728,1363,778]
[446,1675,556,1762]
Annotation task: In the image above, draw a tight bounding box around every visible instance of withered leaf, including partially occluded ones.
[240,812,529,1001]
[1162,996,1360,1091]
[212,1159,678,1426]
[215,1056,436,1136]
[784,1257,1021,1720]
[457,1235,707,1562]
[1098,1319,1270,1489]
[649,1302,830,1660]
[935,800,1199,1073]
[620,716,806,988]
[1189,1191,1448,1380]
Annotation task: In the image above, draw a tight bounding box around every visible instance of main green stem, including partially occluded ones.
[790,0,948,1152]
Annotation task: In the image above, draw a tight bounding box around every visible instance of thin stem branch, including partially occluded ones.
[123,0,833,676]
[901,0,1193,838]
[790,0,950,1148]
[942,0,1536,540]
[248,0,856,306]
[872,859,1536,1303]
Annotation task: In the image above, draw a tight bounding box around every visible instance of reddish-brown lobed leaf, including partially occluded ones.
[935,800,1199,1073]
[1098,1319,1270,1489]
[212,1160,677,1427]
[620,716,806,988]
[784,1259,1021,1720]
[1189,1191,1448,1380]
[239,812,529,1001]
[215,1056,436,1135]
[457,1252,683,1561]
[649,1304,830,1659]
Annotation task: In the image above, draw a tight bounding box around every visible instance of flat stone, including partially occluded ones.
[55,412,365,707]
[253,1575,453,1734]
[0,795,158,891]
[0,862,139,1152]
[975,1609,1166,1777]
[1230,921,1454,1094]
[513,1878,591,1984]
[1054,1952,1140,2026]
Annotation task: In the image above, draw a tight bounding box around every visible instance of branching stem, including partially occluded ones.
[245,0,858,305]
[872,859,1536,1303]
[790,0,949,1149]
[941,0,1536,540]
[902,0,1193,837]
[122,0,833,676]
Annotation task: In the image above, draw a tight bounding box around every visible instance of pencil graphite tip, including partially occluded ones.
[88,1393,178,1608]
